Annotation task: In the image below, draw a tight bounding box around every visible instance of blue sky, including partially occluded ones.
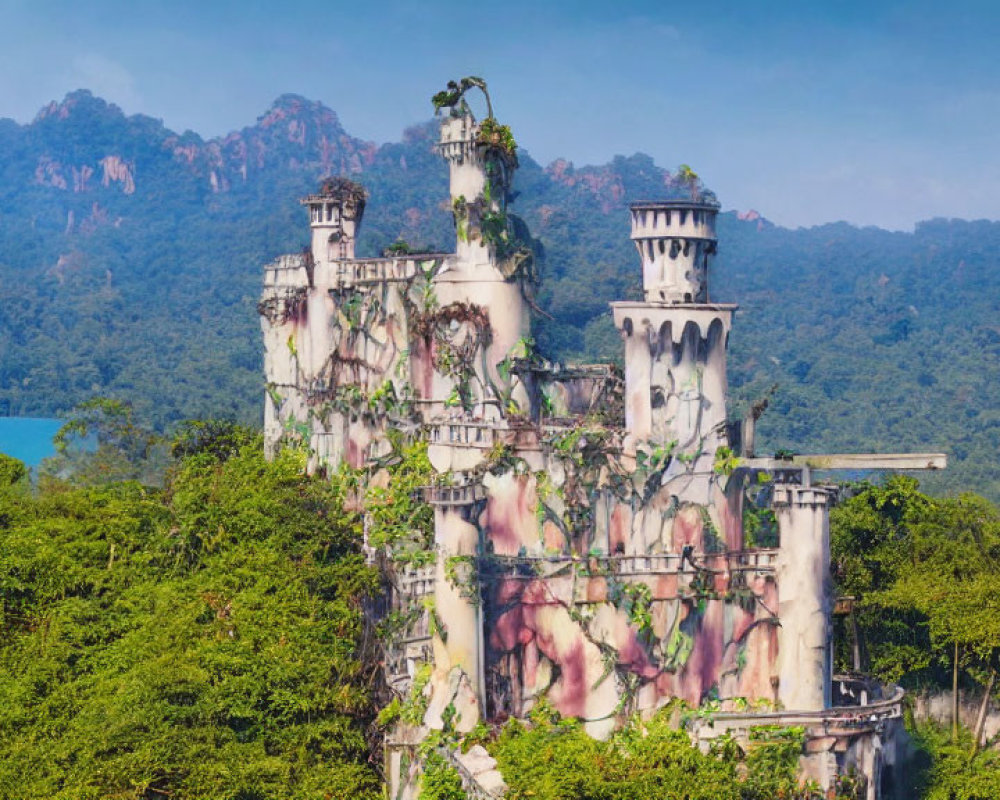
[1,0,997,229]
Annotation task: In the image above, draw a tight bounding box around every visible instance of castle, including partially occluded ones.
[259,81,944,800]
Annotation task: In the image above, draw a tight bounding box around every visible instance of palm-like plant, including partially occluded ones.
[432,76,494,119]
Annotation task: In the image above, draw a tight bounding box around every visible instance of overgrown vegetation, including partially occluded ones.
[486,706,834,800]
[831,477,1000,797]
[0,423,382,800]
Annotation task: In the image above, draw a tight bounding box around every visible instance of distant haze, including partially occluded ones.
[1,0,998,230]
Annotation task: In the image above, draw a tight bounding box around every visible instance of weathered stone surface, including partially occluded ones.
[474,769,507,797]
[456,745,497,775]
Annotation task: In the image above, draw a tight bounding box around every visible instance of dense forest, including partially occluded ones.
[0,91,996,499]
[1,412,998,799]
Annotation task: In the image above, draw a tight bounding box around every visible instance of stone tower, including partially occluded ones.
[612,199,735,501]
[302,177,366,267]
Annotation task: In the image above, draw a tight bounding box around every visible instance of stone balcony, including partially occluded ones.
[694,676,904,739]
[329,254,451,287]
[484,549,777,578]
[397,564,437,599]
[423,484,488,507]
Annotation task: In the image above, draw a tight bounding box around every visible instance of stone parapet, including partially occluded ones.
[397,564,437,599]
[773,484,834,508]
[629,200,719,241]
[329,254,451,287]
[424,484,488,507]
[262,253,309,288]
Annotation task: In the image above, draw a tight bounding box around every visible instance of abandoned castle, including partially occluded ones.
[258,83,945,800]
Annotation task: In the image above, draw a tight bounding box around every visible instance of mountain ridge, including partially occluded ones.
[0,90,996,500]
[2,90,774,225]
[15,89,983,232]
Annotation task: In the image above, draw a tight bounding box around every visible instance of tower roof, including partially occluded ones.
[301,176,367,207]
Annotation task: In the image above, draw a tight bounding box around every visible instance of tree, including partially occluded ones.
[832,479,1000,794]
[0,454,26,487]
[876,493,1000,745]
[0,427,382,800]
[431,76,494,119]
[40,397,165,487]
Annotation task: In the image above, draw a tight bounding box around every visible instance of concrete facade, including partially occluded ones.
[260,89,935,800]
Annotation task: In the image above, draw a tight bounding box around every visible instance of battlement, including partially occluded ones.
[629,200,719,240]
[330,254,453,287]
[628,201,720,303]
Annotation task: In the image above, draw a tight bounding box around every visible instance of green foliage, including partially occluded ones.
[0,454,27,486]
[713,445,740,476]
[431,76,493,119]
[620,581,653,641]
[384,239,413,256]
[831,477,1000,687]
[444,555,479,604]
[0,431,381,800]
[488,710,822,800]
[170,418,258,461]
[477,117,517,156]
[743,503,778,548]
[362,436,435,553]
[400,662,433,727]
[41,397,165,487]
[907,719,1000,800]
[742,727,818,800]
[832,478,1000,798]
[671,164,716,202]
[418,750,464,800]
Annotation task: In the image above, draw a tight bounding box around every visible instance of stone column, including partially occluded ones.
[774,483,833,711]
[620,318,653,439]
[425,488,485,732]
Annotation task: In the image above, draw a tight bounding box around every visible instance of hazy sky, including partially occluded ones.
[1,0,998,230]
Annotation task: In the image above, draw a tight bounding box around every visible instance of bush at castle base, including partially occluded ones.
[0,429,381,800]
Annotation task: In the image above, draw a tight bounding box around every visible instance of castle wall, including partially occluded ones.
[473,467,780,736]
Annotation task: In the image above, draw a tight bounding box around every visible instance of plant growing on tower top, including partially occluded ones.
[677,164,700,200]
[670,164,718,204]
[477,116,517,158]
[430,77,516,158]
[431,75,494,119]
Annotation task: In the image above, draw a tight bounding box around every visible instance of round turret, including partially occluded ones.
[630,200,719,303]
[435,114,517,264]
[301,177,367,264]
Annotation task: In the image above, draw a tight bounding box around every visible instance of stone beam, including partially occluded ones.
[742,453,947,472]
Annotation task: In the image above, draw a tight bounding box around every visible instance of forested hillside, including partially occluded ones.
[0,91,996,498]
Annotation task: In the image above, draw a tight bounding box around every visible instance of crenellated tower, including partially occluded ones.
[612,199,735,496]
[630,201,717,303]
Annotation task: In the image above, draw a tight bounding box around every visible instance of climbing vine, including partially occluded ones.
[411,301,492,413]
